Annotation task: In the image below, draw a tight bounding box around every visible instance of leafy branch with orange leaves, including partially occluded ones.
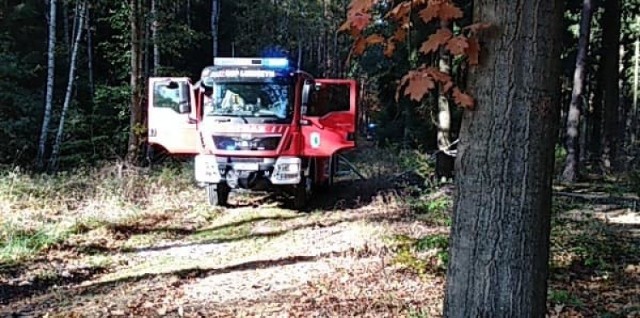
[340,0,490,110]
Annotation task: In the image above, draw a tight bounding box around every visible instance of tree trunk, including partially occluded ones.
[86,4,94,100]
[62,0,69,49]
[151,0,159,75]
[600,0,621,172]
[435,20,454,181]
[443,0,564,316]
[49,0,86,172]
[211,0,219,60]
[632,37,639,146]
[36,0,57,171]
[126,0,143,164]
[186,0,191,28]
[562,0,594,183]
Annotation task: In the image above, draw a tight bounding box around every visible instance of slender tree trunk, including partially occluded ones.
[632,36,639,145]
[589,66,603,162]
[186,0,191,28]
[86,4,94,100]
[62,0,69,49]
[443,0,564,316]
[435,20,454,181]
[36,0,57,170]
[126,0,143,164]
[562,0,594,182]
[211,0,219,60]
[49,1,86,172]
[150,0,160,76]
[601,0,621,172]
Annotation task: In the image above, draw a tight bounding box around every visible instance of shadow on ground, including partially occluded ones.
[0,265,108,305]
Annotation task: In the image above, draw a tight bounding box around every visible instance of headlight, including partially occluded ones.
[277,162,300,173]
[270,157,302,185]
[195,155,221,183]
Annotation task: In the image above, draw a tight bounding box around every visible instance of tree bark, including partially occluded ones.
[126,0,143,164]
[562,0,594,183]
[435,20,454,181]
[443,0,564,316]
[86,4,94,100]
[211,0,219,60]
[49,0,86,172]
[151,0,159,75]
[600,0,621,172]
[36,0,57,171]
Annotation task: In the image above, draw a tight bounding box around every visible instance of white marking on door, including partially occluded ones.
[311,132,321,149]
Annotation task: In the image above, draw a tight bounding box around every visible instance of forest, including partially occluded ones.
[0,0,639,317]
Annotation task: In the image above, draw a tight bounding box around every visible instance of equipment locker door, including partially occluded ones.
[300,79,357,157]
[147,77,198,154]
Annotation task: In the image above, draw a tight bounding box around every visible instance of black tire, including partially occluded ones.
[206,183,230,206]
[293,177,308,210]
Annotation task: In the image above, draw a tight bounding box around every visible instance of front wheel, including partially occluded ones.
[206,183,230,207]
[293,175,312,210]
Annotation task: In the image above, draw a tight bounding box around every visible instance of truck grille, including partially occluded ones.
[212,135,281,151]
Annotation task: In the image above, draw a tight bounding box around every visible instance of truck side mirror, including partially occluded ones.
[301,81,313,115]
[178,82,192,114]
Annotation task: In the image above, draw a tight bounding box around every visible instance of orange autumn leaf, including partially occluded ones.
[351,12,372,31]
[384,40,396,57]
[418,4,439,23]
[348,0,376,14]
[420,27,453,54]
[464,22,492,35]
[353,36,368,55]
[366,34,385,45]
[438,2,463,21]
[338,20,352,32]
[392,28,407,42]
[445,36,469,55]
[398,69,436,101]
[386,1,411,21]
[405,75,435,101]
[453,87,475,109]
[426,67,452,84]
[466,37,480,65]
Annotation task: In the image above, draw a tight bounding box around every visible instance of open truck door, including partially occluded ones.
[300,79,357,157]
[147,77,198,154]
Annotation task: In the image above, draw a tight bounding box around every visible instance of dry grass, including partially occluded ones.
[0,162,214,264]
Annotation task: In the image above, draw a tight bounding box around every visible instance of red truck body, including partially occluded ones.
[146,58,358,208]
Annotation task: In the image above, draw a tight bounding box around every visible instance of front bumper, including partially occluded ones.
[195,154,302,187]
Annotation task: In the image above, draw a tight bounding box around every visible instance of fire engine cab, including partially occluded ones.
[146,57,358,209]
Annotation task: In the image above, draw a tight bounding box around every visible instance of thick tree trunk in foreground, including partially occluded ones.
[126,0,143,164]
[443,1,564,317]
[36,0,57,171]
[562,0,594,182]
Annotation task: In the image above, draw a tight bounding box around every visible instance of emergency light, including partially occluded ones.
[213,57,289,69]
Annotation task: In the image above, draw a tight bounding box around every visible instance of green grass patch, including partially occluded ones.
[0,224,73,264]
[391,234,450,276]
[411,196,452,226]
[548,289,584,308]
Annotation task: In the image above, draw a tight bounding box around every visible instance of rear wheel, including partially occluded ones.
[206,183,230,206]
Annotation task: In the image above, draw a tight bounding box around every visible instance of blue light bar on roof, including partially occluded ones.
[212,57,289,69]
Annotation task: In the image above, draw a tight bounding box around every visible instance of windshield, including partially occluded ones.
[204,81,293,121]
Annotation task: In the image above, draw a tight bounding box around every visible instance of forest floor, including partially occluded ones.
[1,145,639,317]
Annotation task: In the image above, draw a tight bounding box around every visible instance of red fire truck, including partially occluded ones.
[146,57,358,209]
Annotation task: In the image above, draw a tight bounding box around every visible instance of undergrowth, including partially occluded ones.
[0,161,206,264]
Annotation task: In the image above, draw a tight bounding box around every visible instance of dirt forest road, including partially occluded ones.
[0,166,450,318]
